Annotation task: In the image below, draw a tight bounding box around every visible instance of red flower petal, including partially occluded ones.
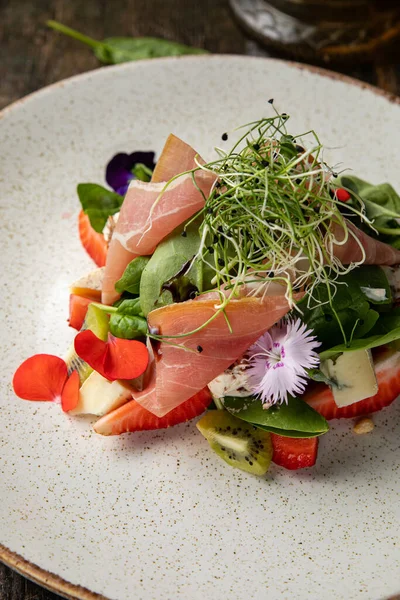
[13,354,68,402]
[61,370,80,412]
[74,331,148,381]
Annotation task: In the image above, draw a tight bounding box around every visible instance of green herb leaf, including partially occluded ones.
[298,266,391,350]
[109,298,147,339]
[47,21,207,65]
[319,313,400,360]
[131,163,153,182]
[339,175,400,244]
[115,256,150,295]
[223,395,329,438]
[77,183,123,233]
[140,219,214,316]
[95,37,207,64]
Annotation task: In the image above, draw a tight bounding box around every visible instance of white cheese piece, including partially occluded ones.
[360,286,387,302]
[70,267,105,297]
[320,349,378,408]
[70,371,132,416]
[208,363,251,399]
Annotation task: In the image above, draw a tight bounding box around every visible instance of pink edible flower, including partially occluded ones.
[247,319,320,406]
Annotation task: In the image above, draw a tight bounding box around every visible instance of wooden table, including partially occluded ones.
[0,0,399,598]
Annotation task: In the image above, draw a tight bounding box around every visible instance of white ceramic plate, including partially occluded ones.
[1,56,400,600]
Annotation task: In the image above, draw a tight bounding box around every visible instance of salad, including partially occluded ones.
[13,110,400,475]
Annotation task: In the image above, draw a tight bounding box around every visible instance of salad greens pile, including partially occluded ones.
[76,115,400,444]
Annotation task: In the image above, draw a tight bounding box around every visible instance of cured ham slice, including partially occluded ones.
[331,220,400,266]
[137,295,300,417]
[151,133,203,183]
[102,136,216,304]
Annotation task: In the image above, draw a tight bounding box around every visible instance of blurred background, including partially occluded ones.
[0,0,399,598]
[1,0,400,111]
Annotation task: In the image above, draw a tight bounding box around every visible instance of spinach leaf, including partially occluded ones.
[223,395,329,438]
[339,175,400,243]
[115,256,150,295]
[77,183,123,233]
[140,220,214,316]
[319,313,400,361]
[47,21,207,65]
[109,298,147,340]
[298,266,391,350]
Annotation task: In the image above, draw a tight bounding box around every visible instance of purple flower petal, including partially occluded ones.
[106,151,156,193]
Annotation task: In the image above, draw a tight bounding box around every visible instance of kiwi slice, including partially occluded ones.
[65,304,109,384]
[196,411,272,476]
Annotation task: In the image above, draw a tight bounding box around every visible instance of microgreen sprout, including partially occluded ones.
[149,113,374,341]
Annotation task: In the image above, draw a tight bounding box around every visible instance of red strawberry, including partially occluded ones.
[94,387,212,435]
[304,348,400,420]
[78,210,108,267]
[271,434,319,470]
[68,294,93,330]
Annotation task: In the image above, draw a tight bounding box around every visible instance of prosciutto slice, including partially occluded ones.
[136,295,300,417]
[102,135,216,305]
[331,220,400,265]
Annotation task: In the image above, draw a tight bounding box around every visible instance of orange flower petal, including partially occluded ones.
[61,370,80,412]
[74,330,148,380]
[13,354,68,402]
[104,334,149,380]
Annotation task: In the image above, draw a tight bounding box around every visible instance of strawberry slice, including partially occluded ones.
[78,210,107,267]
[74,330,149,381]
[271,434,319,470]
[304,348,400,420]
[94,387,212,435]
[69,294,93,330]
[61,370,80,412]
[13,354,68,402]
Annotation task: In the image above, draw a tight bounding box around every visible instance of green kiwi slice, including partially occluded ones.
[196,410,272,475]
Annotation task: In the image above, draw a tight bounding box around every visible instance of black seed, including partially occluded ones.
[232,430,237,435]
[249,461,253,466]
[325,313,333,322]
[189,290,197,300]
[295,145,305,153]
[226,426,231,431]
[218,226,223,233]
[282,113,288,119]
[213,235,218,244]
[268,271,275,278]
[218,258,225,266]
[221,447,225,451]
[222,132,228,141]
[262,159,269,168]
[181,230,187,237]
[207,207,213,214]
[332,172,338,178]
[253,143,260,151]
[268,98,274,104]
[245,456,250,462]
[296,178,302,185]
[208,246,214,254]
[259,444,264,449]
[197,345,203,353]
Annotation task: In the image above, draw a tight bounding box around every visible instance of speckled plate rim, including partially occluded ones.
[0,54,399,600]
